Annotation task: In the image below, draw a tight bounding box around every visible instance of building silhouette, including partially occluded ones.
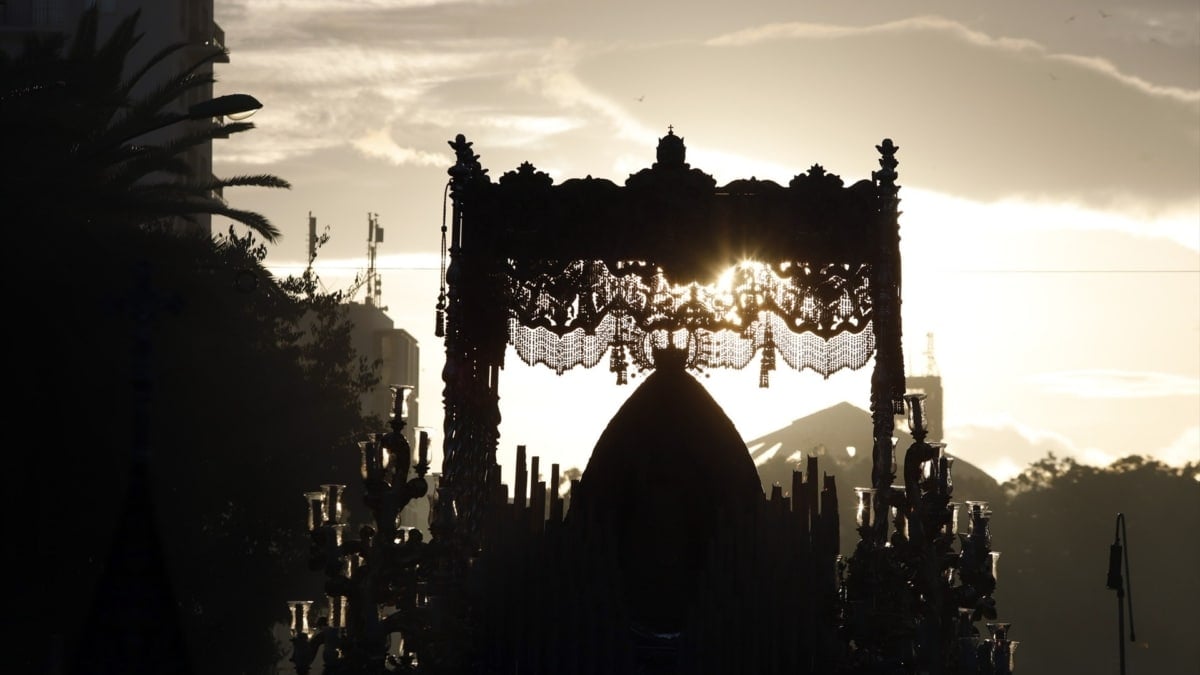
[905,332,944,442]
[342,301,428,535]
[343,302,421,441]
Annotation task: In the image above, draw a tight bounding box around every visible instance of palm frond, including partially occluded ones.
[205,205,283,242]
[117,192,283,242]
[2,7,286,241]
[211,121,257,139]
[90,10,144,106]
[119,41,191,101]
[201,174,293,190]
[102,72,218,147]
[65,7,100,63]
[102,149,195,189]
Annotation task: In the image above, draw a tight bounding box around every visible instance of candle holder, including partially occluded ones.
[288,600,314,637]
[322,484,346,524]
[305,491,326,532]
[854,487,877,529]
[945,502,961,536]
[965,500,990,538]
[390,384,415,422]
[904,392,928,441]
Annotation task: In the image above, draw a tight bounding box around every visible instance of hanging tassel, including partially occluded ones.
[611,342,628,385]
[759,322,776,388]
[610,313,629,385]
[435,181,449,338]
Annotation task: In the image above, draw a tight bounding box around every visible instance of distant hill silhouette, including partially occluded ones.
[751,402,1003,499]
[748,402,1005,553]
[996,455,1198,675]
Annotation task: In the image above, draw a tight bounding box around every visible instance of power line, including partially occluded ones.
[923,269,1199,274]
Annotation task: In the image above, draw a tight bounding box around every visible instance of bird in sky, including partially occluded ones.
[636,95,645,102]
[1099,9,1112,19]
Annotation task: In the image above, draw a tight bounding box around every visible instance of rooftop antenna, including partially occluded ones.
[306,211,317,274]
[348,213,385,307]
[367,213,383,307]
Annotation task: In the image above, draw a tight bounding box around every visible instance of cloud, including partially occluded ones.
[945,409,1198,482]
[215,5,1199,221]
[1025,370,1200,398]
[1126,5,1200,49]
[945,412,1105,481]
[900,187,1200,252]
[1155,426,1200,466]
[232,0,494,11]
[352,128,448,166]
[982,456,1027,483]
[709,16,1198,104]
[707,16,1043,52]
[573,15,1199,215]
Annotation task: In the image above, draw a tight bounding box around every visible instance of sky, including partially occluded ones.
[210,0,1199,484]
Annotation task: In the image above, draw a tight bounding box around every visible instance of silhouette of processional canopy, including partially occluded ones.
[441,128,900,388]
[436,128,905,549]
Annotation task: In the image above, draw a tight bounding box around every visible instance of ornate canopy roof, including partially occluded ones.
[443,129,900,384]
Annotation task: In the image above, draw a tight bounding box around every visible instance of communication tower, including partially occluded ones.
[347,213,385,308]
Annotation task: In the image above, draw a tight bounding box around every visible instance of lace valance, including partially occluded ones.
[504,259,875,384]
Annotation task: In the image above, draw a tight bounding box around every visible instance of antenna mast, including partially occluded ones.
[306,211,317,274]
[365,213,383,307]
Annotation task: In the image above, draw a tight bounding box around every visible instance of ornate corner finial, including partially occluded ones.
[447,133,486,183]
[655,126,687,168]
[873,138,899,191]
[499,161,553,188]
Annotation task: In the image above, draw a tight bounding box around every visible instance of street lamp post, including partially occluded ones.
[187,93,262,120]
[127,93,263,142]
[1106,513,1136,675]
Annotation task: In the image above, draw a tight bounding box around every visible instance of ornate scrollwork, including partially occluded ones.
[504,259,875,383]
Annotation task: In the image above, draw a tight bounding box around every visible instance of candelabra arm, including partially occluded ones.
[290,626,327,675]
[903,440,936,508]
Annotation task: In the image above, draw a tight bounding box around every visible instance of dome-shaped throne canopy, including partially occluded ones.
[565,350,763,634]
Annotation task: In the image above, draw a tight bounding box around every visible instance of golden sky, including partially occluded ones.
[212,0,1199,482]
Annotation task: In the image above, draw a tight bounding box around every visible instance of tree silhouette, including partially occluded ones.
[4,10,375,671]
[0,7,288,239]
[17,224,381,674]
[994,454,1199,674]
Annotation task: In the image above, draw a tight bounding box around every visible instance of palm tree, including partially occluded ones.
[0,6,288,241]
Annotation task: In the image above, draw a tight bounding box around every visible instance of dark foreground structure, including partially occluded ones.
[287,131,1017,674]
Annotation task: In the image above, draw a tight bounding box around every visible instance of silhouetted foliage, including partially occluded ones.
[0,7,288,239]
[16,223,380,675]
[993,453,1199,674]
